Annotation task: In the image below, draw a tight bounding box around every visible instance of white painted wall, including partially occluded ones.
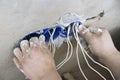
[0,0,120,80]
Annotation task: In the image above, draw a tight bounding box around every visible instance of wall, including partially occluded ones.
[0,0,120,80]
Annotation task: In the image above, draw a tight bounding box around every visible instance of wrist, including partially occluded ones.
[99,49,120,64]
[41,70,61,80]
[99,50,120,78]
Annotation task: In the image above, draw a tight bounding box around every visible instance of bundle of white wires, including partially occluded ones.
[48,13,115,80]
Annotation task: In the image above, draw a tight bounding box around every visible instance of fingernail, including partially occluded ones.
[30,42,37,47]
[30,37,38,43]
[13,48,19,55]
[98,28,102,33]
[30,37,39,47]
[82,29,89,34]
[39,35,47,48]
[78,25,83,31]
[39,35,45,45]
[20,40,28,47]
[39,35,45,42]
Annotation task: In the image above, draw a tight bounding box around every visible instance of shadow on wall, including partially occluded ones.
[111,26,120,51]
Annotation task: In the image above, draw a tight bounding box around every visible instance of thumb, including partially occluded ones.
[78,28,93,43]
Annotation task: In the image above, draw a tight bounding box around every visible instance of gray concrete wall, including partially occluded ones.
[0,0,120,80]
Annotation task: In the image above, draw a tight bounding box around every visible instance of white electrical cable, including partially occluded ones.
[72,22,88,80]
[48,40,52,53]
[83,46,116,80]
[75,24,106,80]
[57,25,73,70]
[47,19,115,80]
[74,23,115,80]
[57,39,70,69]
[50,28,56,57]
[76,41,88,80]
[56,26,70,69]
[48,27,56,57]
[57,39,73,70]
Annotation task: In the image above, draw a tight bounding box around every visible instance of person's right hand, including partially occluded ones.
[79,27,119,60]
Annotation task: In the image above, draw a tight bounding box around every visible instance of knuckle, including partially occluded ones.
[102,27,107,31]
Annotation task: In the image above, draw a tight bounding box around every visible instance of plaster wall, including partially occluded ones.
[0,0,120,80]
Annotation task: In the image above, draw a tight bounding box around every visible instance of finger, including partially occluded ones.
[88,45,94,53]
[30,37,39,48]
[89,26,102,35]
[13,58,23,71]
[100,27,108,33]
[90,27,109,37]
[39,35,48,49]
[20,40,30,54]
[13,48,23,61]
[79,28,93,43]
[13,58,25,74]
[100,27,111,38]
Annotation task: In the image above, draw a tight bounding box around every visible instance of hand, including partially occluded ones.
[79,27,118,59]
[13,35,61,80]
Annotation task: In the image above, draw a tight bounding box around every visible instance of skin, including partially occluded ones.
[79,27,120,78]
[13,27,120,80]
[13,35,62,80]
